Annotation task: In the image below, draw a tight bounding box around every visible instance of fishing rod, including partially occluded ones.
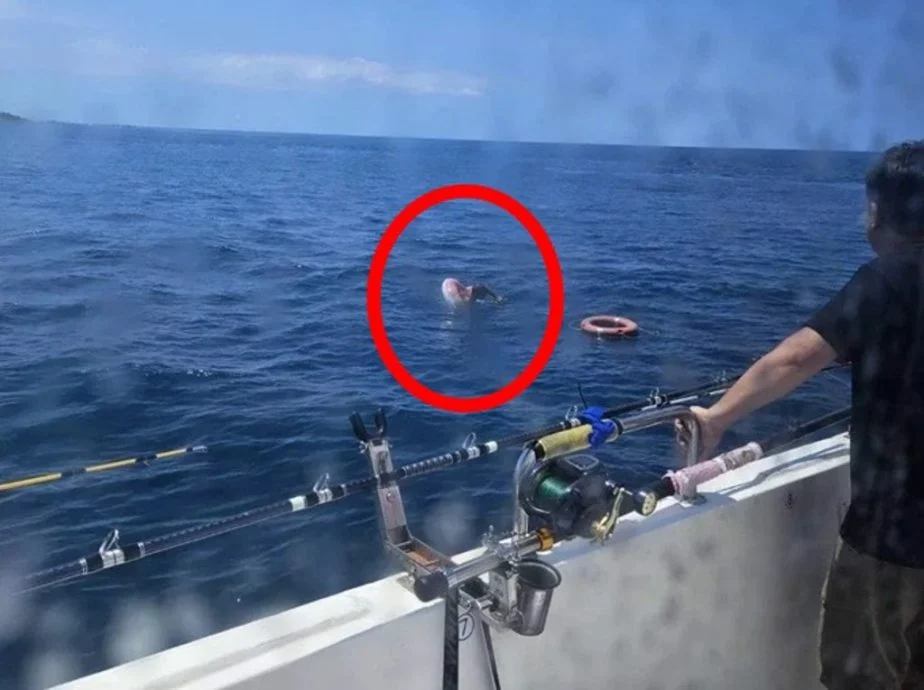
[0,445,209,493]
[17,361,849,593]
[412,404,852,602]
[385,358,849,485]
[628,405,852,516]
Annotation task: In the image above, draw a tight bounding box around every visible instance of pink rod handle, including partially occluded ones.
[667,442,763,500]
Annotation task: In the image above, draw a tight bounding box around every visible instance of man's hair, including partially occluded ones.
[865,140,924,237]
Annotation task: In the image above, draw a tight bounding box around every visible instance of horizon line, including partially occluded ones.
[5,112,882,157]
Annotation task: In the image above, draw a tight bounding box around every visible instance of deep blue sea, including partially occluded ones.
[0,123,868,688]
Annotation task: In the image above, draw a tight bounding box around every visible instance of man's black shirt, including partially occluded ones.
[805,252,924,568]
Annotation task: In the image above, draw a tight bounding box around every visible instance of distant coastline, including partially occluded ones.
[0,111,27,123]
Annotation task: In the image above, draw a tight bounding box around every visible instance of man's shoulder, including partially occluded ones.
[837,256,901,293]
[855,256,885,277]
[862,254,924,296]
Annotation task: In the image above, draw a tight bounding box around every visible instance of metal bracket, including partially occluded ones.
[675,490,707,506]
[99,529,120,555]
[483,563,518,630]
[350,409,466,590]
[350,408,388,443]
[312,473,333,504]
[647,387,668,408]
[348,406,518,672]
[368,437,412,547]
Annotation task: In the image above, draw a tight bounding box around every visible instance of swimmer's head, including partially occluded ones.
[441,277,470,305]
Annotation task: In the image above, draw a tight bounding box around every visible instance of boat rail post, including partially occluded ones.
[614,404,702,464]
[616,404,705,503]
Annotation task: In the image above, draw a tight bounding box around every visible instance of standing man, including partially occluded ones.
[677,141,924,689]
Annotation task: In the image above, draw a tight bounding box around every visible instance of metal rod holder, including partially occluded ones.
[352,410,452,582]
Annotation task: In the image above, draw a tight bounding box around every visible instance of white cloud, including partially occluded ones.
[180,52,486,97]
[0,23,487,98]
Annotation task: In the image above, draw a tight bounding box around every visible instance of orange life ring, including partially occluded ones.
[580,315,639,338]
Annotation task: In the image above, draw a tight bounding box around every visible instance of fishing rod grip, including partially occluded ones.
[632,441,765,515]
[535,425,595,460]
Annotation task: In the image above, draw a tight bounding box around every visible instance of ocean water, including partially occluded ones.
[0,123,868,688]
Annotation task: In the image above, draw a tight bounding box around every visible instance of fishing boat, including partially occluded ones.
[8,365,851,690]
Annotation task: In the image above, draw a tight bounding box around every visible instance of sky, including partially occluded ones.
[0,0,922,149]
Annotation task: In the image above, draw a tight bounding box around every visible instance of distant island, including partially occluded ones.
[0,112,27,123]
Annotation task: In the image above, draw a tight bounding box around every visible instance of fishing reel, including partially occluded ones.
[517,452,621,542]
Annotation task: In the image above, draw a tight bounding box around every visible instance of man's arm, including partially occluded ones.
[704,262,883,432]
[677,262,883,459]
[705,327,838,431]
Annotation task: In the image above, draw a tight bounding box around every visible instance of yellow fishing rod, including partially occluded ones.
[0,444,208,493]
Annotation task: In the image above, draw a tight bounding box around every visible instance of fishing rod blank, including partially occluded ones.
[0,445,209,493]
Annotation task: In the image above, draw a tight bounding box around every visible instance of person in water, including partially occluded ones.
[441,277,506,305]
[675,140,924,689]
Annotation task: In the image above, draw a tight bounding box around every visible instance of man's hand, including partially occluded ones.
[673,327,837,463]
[675,405,727,462]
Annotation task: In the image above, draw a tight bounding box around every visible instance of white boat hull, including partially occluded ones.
[52,432,851,690]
